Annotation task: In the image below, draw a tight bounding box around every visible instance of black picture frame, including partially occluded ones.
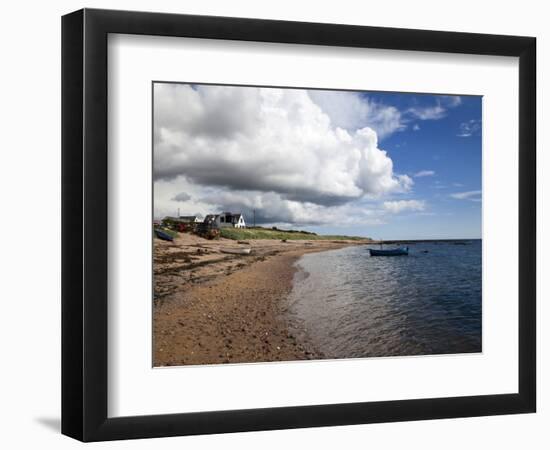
[62,8,536,442]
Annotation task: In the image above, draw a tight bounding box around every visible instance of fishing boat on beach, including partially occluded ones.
[369,247,409,256]
[220,247,252,255]
[154,228,174,242]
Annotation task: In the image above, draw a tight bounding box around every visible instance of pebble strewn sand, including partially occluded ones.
[153,233,366,366]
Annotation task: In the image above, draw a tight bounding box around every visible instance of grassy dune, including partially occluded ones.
[220,227,369,241]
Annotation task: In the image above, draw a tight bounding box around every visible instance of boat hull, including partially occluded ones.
[221,248,251,255]
[369,247,409,256]
[154,229,174,242]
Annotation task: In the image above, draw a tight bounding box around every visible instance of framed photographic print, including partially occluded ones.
[61,8,536,442]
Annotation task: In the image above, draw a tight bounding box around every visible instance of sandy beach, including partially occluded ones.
[153,233,367,366]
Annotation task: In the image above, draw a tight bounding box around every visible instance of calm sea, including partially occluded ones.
[287,240,482,358]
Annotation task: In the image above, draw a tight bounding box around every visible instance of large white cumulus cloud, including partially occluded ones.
[307,90,405,139]
[155,84,411,199]
[154,83,420,226]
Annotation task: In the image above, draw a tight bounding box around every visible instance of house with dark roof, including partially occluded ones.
[161,215,203,232]
[178,215,202,223]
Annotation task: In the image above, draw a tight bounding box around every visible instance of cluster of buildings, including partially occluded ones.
[162,212,247,229]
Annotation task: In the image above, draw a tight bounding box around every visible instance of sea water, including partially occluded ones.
[287,240,482,358]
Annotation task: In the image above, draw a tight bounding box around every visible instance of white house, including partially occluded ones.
[205,212,246,228]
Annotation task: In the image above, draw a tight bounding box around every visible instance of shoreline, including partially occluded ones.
[153,234,365,366]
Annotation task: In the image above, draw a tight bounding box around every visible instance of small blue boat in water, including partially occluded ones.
[154,228,174,242]
[369,246,409,256]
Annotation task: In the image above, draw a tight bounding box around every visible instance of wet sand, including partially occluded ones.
[153,233,367,366]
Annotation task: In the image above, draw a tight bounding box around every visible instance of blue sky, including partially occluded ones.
[307,91,482,239]
[154,84,482,240]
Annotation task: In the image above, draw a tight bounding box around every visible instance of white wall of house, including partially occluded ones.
[236,216,246,228]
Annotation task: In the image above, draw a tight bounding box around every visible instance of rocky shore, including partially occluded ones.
[153,233,366,366]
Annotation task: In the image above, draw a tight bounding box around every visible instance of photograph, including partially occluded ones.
[152,82,482,367]
[0,0,541,446]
